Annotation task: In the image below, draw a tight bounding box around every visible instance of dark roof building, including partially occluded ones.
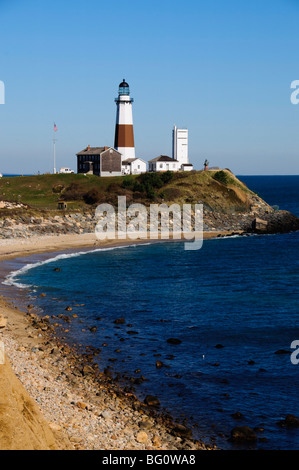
[77,146,106,156]
[76,146,122,177]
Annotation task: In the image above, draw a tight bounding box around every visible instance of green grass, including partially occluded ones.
[0,174,131,210]
[0,170,256,214]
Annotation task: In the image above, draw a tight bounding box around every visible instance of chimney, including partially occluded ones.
[87,145,91,151]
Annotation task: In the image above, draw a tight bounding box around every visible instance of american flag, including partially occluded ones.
[54,123,57,132]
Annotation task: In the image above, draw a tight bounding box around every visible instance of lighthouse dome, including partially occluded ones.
[119,79,129,87]
[119,79,130,95]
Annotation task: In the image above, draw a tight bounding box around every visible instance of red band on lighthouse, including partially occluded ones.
[114,124,135,148]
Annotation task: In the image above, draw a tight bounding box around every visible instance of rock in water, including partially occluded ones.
[277,414,299,428]
[229,426,257,443]
[166,338,182,345]
[144,395,160,407]
[114,318,125,324]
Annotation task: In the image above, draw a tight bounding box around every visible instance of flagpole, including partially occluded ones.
[53,123,57,174]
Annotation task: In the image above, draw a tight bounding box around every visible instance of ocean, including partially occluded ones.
[3,175,299,450]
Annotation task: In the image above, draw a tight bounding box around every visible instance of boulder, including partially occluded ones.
[144,395,160,407]
[136,431,148,444]
[166,338,182,345]
[229,426,257,443]
[252,217,268,233]
[114,318,125,324]
[277,414,299,428]
[171,423,192,438]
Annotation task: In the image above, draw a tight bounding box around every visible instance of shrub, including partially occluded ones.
[146,187,156,201]
[132,181,146,193]
[139,172,164,189]
[83,188,103,205]
[213,170,234,186]
[52,184,64,194]
[161,187,183,201]
[63,183,84,201]
[107,182,122,193]
[122,176,134,189]
[160,170,174,184]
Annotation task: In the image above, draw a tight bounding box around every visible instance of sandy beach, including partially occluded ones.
[0,230,238,450]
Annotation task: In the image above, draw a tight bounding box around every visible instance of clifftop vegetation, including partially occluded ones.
[0,170,260,214]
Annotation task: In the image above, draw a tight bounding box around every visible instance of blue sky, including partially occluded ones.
[0,0,299,174]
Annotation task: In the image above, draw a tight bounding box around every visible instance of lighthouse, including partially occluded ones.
[114,79,135,161]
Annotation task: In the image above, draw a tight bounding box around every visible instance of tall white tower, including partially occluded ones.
[114,79,135,161]
[172,125,189,165]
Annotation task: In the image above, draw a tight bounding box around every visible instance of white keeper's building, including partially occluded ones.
[149,125,194,173]
[122,157,147,175]
[148,155,181,172]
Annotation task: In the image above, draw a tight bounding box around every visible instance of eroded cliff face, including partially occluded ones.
[0,205,297,240]
[0,358,72,450]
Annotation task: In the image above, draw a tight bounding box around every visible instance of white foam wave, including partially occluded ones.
[3,242,151,289]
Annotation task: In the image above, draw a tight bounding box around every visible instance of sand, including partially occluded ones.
[0,230,240,261]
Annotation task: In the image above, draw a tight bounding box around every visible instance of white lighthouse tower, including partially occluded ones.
[172,125,189,165]
[114,79,135,161]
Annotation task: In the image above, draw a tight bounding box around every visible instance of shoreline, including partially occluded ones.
[0,230,237,451]
[0,229,243,261]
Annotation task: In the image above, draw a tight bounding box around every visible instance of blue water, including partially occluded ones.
[239,175,299,217]
[7,176,299,450]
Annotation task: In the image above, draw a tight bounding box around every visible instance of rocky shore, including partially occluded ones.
[0,199,298,240]
[0,294,210,450]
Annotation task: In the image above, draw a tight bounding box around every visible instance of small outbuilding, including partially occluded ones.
[148,155,181,172]
[58,201,67,210]
[122,158,147,175]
